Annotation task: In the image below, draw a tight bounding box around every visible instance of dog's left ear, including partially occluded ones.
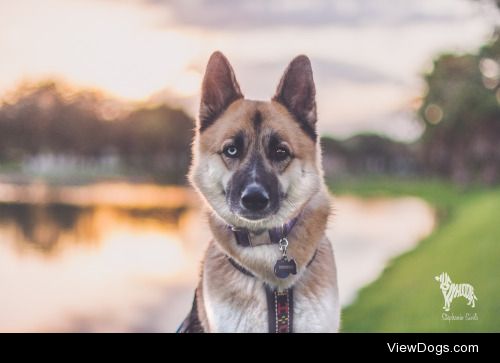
[273,55,317,134]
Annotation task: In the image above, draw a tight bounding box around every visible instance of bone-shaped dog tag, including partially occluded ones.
[274,257,297,279]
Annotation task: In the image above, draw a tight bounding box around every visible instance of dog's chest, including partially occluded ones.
[203,273,267,332]
[202,272,338,333]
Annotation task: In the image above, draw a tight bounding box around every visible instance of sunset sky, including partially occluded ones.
[0,0,497,140]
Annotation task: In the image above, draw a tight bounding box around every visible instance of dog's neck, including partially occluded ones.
[206,187,331,288]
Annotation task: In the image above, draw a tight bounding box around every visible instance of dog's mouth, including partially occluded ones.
[230,203,279,221]
[235,210,274,221]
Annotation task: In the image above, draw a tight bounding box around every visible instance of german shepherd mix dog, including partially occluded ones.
[178,52,339,333]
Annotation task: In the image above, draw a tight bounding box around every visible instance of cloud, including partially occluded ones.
[308,58,405,85]
[141,0,487,29]
[233,57,404,98]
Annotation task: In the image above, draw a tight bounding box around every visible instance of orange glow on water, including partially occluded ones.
[0,183,435,332]
[0,202,208,332]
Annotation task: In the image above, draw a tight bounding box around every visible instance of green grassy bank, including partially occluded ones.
[330,178,500,332]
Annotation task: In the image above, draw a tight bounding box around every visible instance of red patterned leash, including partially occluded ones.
[265,285,294,333]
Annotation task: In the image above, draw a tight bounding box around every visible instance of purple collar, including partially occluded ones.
[228,215,299,247]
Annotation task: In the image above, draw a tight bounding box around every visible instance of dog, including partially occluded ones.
[178,51,340,332]
[435,272,477,312]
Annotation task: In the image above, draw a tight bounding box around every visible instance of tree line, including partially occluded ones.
[0,81,194,184]
[1,33,500,186]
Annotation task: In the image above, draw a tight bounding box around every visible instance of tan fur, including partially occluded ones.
[188,54,340,332]
[207,185,331,289]
[196,229,339,332]
[190,100,321,231]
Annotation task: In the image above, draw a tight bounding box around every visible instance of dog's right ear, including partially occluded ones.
[199,51,243,131]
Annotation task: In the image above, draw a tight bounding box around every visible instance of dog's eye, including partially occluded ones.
[272,146,290,162]
[223,145,239,158]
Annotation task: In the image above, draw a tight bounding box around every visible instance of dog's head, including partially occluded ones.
[189,51,323,230]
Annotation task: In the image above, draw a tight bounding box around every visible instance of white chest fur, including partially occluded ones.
[293,280,340,333]
[202,257,340,333]
[203,272,269,333]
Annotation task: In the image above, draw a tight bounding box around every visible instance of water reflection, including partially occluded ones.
[0,200,206,332]
[0,186,435,332]
[0,204,96,253]
[0,203,192,254]
[329,195,435,306]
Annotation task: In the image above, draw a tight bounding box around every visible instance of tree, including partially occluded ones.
[418,34,500,184]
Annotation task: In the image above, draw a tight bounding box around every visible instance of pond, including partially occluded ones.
[0,183,435,332]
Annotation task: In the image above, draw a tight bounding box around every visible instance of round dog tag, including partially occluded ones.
[274,257,297,279]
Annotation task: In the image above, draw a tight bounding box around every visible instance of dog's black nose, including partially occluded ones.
[241,184,269,212]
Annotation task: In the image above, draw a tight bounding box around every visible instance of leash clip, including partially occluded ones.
[274,237,296,279]
[279,237,289,257]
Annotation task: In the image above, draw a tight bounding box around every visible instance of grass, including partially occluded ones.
[329,177,500,332]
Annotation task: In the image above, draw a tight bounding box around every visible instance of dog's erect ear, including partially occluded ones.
[273,55,317,139]
[199,51,243,131]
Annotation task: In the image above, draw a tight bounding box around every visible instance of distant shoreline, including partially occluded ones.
[0,181,199,209]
